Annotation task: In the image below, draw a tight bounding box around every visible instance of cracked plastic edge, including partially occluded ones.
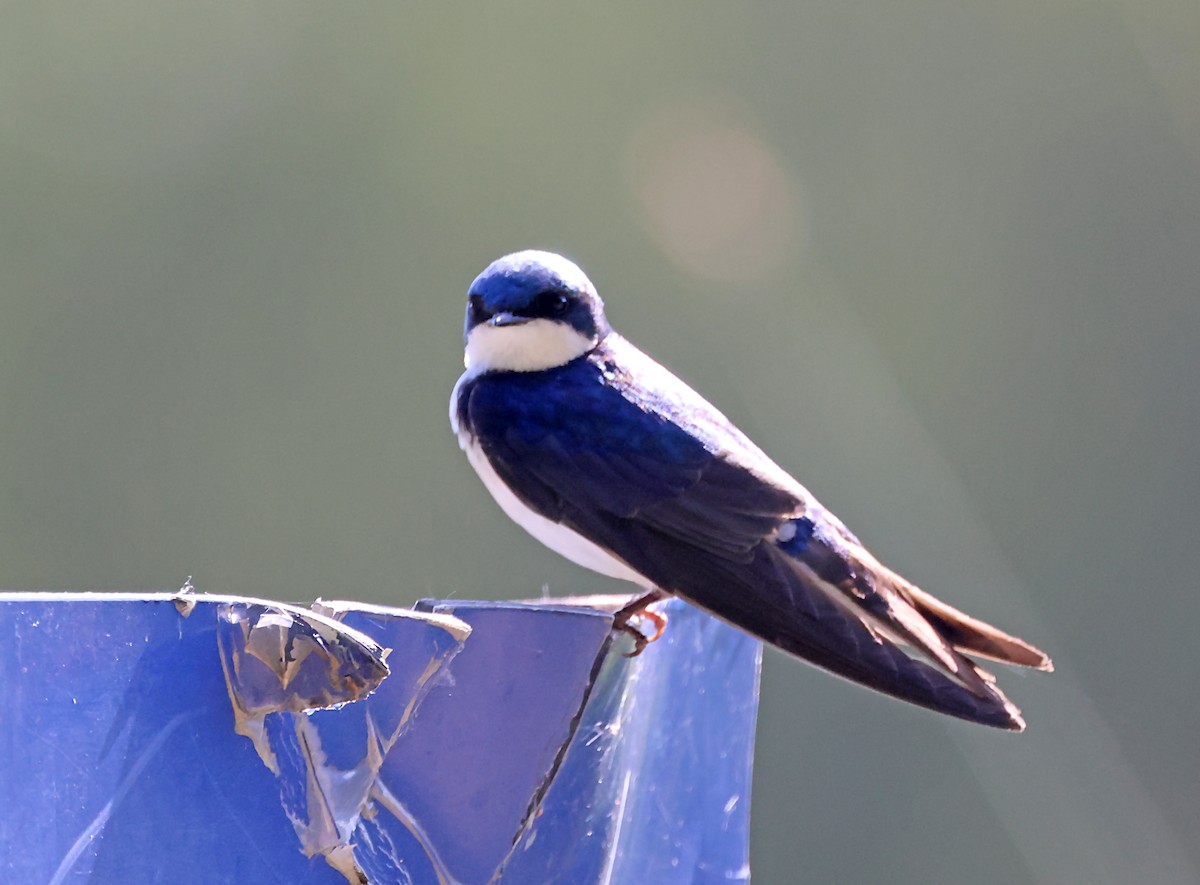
[222,598,472,882]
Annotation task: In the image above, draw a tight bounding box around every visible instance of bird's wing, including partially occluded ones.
[461,347,1047,729]
[460,347,800,557]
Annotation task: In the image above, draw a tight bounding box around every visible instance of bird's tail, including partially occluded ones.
[765,509,1049,729]
[903,582,1052,671]
[673,510,1050,731]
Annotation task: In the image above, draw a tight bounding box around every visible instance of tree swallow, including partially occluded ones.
[451,250,1051,730]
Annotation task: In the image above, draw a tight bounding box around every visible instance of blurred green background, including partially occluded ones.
[2,4,1197,883]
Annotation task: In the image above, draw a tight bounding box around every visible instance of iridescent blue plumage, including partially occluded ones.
[463,250,607,343]
[452,250,1051,730]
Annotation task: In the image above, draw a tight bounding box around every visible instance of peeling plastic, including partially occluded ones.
[217,599,394,768]
[0,592,760,884]
[235,599,473,880]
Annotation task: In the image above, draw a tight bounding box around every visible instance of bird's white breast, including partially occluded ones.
[451,377,649,587]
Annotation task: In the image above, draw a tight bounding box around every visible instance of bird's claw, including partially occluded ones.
[612,591,669,657]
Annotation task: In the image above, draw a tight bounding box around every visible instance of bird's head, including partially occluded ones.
[462,250,610,374]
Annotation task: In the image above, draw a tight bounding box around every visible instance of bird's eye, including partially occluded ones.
[537,291,570,315]
[467,294,489,326]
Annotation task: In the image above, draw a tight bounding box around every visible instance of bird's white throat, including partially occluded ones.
[464,319,596,374]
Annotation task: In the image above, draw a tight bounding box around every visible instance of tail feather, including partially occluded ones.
[725,510,1050,730]
[667,536,1033,730]
[904,583,1054,671]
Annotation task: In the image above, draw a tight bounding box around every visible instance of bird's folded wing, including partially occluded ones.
[467,367,1039,729]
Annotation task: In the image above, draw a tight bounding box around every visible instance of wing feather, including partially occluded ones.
[459,340,1045,728]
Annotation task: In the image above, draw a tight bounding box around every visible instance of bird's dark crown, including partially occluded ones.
[464,250,609,343]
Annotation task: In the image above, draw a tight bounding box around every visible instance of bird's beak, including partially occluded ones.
[488,312,532,327]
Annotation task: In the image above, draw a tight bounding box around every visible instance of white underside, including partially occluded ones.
[453,316,646,583]
[454,421,650,587]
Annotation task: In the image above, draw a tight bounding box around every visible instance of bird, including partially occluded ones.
[450,250,1051,730]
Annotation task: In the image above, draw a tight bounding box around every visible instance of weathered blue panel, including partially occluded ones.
[0,592,759,883]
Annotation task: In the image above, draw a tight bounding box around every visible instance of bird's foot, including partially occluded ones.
[612,589,670,657]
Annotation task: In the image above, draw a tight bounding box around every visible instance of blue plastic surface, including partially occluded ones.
[503,601,761,883]
[0,592,760,883]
